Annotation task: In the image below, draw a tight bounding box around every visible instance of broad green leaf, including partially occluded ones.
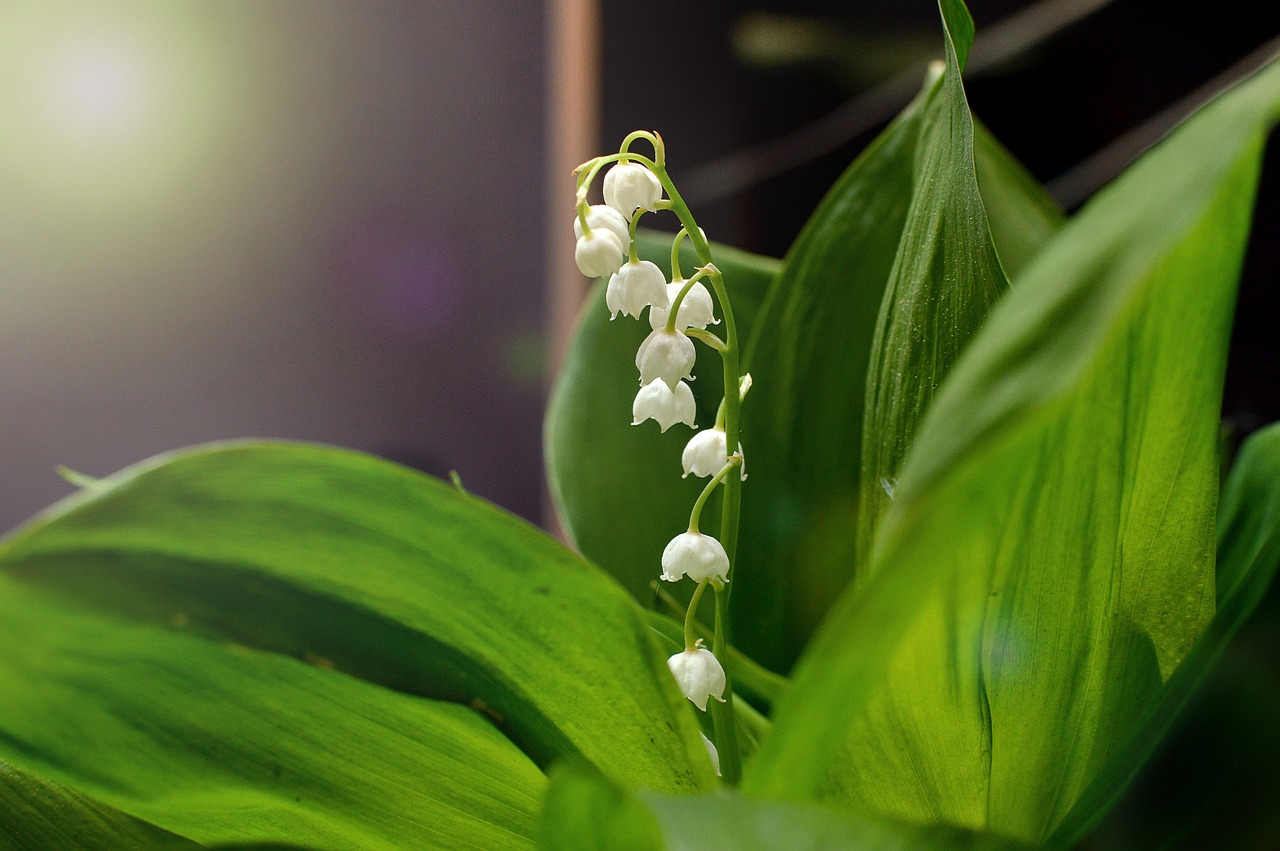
[0,575,545,848]
[1048,421,1280,847]
[538,761,666,851]
[746,46,1280,846]
[0,759,198,849]
[0,442,713,845]
[540,761,1028,851]
[545,232,777,610]
[853,0,1009,580]
[734,19,1061,666]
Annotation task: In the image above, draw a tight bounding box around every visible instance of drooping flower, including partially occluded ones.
[573,204,630,252]
[649,280,717,331]
[661,531,730,583]
[667,641,727,711]
[604,162,663,218]
[606,260,669,320]
[681,428,746,480]
[632,379,697,432]
[636,328,695,390]
[700,732,722,776]
[574,229,625,278]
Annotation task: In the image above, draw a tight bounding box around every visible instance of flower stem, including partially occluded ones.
[687,455,742,534]
[683,579,709,651]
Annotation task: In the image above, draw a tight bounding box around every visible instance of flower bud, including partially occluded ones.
[573,204,630,251]
[636,328,695,390]
[632,379,697,432]
[604,162,663,218]
[649,280,717,331]
[667,643,726,711]
[661,531,730,583]
[574,229,625,278]
[606,260,669,320]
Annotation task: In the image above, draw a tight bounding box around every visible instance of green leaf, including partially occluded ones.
[540,761,1028,851]
[0,575,545,848]
[0,760,198,849]
[853,0,1008,580]
[545,232,778,609]
[0,441,713,845]
[734,28,1061,667]
[538,761,666,851]
[746,46,1280,846]
[1047,421,1280,847]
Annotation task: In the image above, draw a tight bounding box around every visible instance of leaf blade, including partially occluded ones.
[747,48,1280,845]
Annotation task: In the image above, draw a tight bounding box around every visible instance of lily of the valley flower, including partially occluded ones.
[573,204,630,251]
[574,229,625,278]
[606,260,669,320]
[667,641,727,711]
[648,280,718,331]
[604,161,663,218]
[681,428,746,480]
[661,530,730,583]
[633,379,697,432]
[636,327,696,390]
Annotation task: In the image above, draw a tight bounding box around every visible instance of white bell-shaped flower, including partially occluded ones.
[636,328,695,390]
[604,162,663,218]
[667,642,726,711]
[661,531,730,583]
[632,379,696,432]
[606,260,669,320]
[573,204,630,252]
[574,229,625,278]
[649,280,718,331]
[699,732,722,776]
[681,428,746,480]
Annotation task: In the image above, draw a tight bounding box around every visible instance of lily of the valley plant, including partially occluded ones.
[1,2,1278,848]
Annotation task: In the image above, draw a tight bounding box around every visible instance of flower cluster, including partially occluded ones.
[575,133,751,779]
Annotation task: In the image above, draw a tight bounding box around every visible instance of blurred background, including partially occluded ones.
[1,0,1275,526]
[1,0,1277,844]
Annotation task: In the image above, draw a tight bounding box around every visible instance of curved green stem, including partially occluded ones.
[664,266,710,334]
[688,455,742,534]
[670,228,690,282]
[683,580,709,651]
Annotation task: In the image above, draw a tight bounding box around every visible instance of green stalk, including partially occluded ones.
[652,161,744,785]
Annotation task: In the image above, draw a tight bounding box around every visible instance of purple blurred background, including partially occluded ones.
[0,1,547,526]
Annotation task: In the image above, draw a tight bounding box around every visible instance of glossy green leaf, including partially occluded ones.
[0,441,713,845]
[0,760,197,849]
[540,761,1028,851]
[1048,421,1280,847]
[746,47,1280,846]
[734,25,1061,666]
[0,575,544,848]
[545,232,778,609]
[853,0,1009,580]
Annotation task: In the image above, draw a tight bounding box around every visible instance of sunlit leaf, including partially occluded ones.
[746,38,1280,848]
[0,441,713,845]
[1048,421,1280,847]
[540,761,1028,851]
